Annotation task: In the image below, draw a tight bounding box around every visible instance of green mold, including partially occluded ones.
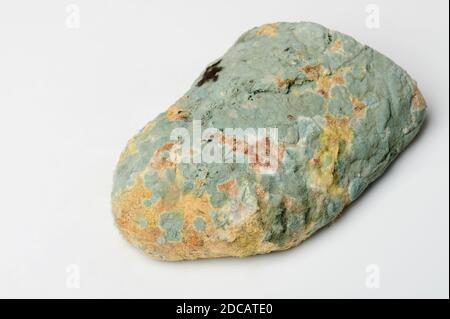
[193,217,206,232]
[112,22,426,261]
[159,212,184,243]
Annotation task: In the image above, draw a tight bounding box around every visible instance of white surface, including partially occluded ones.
[0,0,448,299]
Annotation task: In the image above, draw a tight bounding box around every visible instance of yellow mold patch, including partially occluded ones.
[291,89,301,97]
[113,167,268,260]
[411,85,426,111]
[308,113,353,201]
[113,171,215,260]
[299,65,350,98]
[316,69,348,98]
[113,178,162,249]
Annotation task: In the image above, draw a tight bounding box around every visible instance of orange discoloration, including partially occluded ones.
[184,232,204,248]
[222,132,285,174]
[299,65,349,98]
[222,133,246,154]
[167,105,191,121]
[218,179,237,194]
[317,72,345,98]
[411,86,426,111]
[275,77,294,89]
[324,113,351,130]
[276,77,287,88]
[194,178,206,188]
[150,143,176,170]
[329,40,344,53]
[218,179,240,199]
[113,161,270,260]
[299,65,326,81]
[114,171,218,260]
[113,174,269,260]
[256,23,278,37]
[251,138,285,174]
[351,97,367,119]
[113,178,163,248]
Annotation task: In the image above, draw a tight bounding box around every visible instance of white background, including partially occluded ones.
[0,0,448,298]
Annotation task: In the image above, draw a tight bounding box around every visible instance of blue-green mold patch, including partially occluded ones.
[210,211,229,229]
[348,177,368,201]
[193,217,206,232]
[159,212,184,243]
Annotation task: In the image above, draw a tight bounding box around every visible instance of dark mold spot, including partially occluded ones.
[326,32,333,45]
[197,60,223,87]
